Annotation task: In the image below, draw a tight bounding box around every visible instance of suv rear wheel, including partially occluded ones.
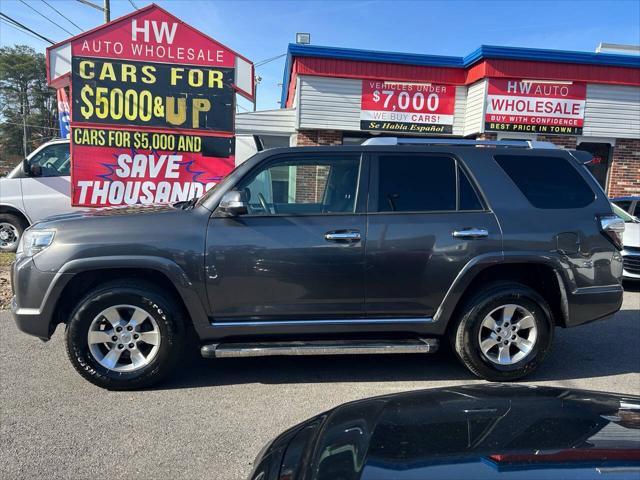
[451,282,554,381]
[65,280,184,390]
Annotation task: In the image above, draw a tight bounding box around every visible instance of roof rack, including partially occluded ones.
[361,137,558,149]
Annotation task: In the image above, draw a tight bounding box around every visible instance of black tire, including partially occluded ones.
[65,280,185,390]
[0,213,27,252]
[450,282,554,382]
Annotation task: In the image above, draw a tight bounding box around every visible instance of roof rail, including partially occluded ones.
[361,137,558,149]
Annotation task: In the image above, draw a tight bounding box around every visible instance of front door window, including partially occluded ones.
[28,143,71,177]
[237,156,361,215]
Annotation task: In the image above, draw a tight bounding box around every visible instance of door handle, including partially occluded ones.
[325,230,361,242]
[452,228,489,239]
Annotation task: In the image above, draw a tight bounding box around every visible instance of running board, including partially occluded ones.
[200,338,438,359]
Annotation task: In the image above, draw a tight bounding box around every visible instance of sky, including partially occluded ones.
[1,0,639,111]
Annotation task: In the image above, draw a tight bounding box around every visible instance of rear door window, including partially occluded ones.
[494,155,594,209]
[458,167,484,211]
[374,155,483,213]
[376,155,456,212]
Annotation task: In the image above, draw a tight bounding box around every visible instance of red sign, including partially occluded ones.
[485,78,586,135]
[71,128,234,206]
[360,80,456,134]
[48,4,250,207]
[70,6,235,67]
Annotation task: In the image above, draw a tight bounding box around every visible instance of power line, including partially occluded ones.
[0,12,55,44]
[40,0,83,31]
[0,18,51,44]
[18,0,75,36]
[2,121,60,132]
[75,0,104,13]
[254,53,287,68]
[128,0,139,9]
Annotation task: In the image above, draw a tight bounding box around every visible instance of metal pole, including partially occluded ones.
[253,82,257,112]
[103,0,110,22]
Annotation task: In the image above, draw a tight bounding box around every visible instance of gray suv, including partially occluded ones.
[11,138,625,390]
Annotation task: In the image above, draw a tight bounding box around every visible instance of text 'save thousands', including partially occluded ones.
[70,55,236,207]
[71,127,234,206]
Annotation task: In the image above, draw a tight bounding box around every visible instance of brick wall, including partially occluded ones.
[608,138,640,197]
[296,130,343,146]
[317,130,343,146]
[536,135,578,149]
[293,130,342,201]
[296,130,318,146]
[295,164,330,202]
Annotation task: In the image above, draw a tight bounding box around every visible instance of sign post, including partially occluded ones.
[46,4,254,207]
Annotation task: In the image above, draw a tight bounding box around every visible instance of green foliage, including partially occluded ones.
[0,45,58,158]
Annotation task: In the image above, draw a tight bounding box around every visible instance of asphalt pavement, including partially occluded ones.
[1,288,639,480]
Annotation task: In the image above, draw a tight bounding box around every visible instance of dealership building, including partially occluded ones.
[237,44,640,197]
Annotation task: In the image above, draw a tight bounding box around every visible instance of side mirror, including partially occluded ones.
[22,159,41,177]
[218,190,247,216]
[30,164,42,177]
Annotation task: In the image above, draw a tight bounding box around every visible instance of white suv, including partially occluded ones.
[0,139,75,252]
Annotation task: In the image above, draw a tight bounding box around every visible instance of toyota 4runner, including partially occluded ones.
[11,138,625,390]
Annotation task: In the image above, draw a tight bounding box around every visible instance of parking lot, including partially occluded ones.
[1,288,638,480]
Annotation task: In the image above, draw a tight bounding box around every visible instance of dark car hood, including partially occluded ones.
[37,204,178,225]
[251,385,640,480]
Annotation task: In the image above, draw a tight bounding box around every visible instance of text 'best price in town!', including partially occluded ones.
[485,79,586,134]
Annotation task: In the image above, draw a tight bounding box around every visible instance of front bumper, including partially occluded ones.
[621,248,640,280]
[11,256,73,340]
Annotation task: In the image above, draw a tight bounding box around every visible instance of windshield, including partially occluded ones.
[196,152,261,207]
[612,202,638,223]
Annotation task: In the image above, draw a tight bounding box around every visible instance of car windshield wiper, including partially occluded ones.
[173,196,199,210]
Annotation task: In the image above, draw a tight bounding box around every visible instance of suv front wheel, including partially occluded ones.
[65,280,184,390]
[451,283,554,381]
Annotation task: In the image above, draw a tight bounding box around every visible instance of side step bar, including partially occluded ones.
[201,338,438,359]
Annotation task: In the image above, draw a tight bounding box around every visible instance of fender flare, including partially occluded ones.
[433,252,571,329]
[53,255,210,332]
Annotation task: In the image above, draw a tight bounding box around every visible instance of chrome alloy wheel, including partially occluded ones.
[87,305,161,372]
[0,222,19,250]
[478,304,538,365]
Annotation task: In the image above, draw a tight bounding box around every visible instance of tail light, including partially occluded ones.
[598,215,625,250]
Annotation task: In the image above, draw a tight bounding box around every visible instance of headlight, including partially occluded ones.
[17,230,55,258]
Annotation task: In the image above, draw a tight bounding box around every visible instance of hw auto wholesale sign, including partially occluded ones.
[485,79,586,135]
[47,4,253,207]
[360,81,456,134]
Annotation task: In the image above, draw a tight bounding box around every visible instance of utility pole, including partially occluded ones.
[21,94,28,158]
[75,0,111,23]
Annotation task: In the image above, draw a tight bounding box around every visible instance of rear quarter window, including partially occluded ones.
[494,154,595,209]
